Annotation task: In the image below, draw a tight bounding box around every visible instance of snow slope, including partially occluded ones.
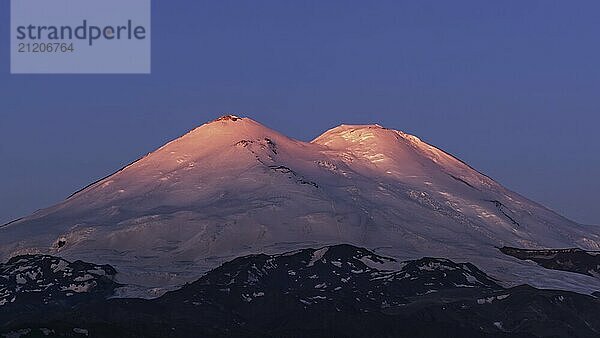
[2,115,599,296]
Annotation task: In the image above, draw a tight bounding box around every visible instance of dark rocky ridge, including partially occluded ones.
[0,254,120,329]
[1,245,600,337]
[500,246,600,278]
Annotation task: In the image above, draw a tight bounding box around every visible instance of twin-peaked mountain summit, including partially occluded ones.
[2,115,599,296]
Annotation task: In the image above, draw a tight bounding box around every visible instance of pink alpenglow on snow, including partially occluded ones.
[1,115,599,297]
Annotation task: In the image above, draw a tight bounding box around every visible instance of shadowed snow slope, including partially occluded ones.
[1,115,599,296]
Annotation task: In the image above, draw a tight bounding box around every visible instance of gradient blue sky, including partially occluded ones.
[0,1,599,225]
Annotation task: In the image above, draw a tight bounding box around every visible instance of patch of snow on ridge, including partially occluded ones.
[61,282,95,293]
[51,260,69,273]
[359,256,401,271]
[308,248,328,267]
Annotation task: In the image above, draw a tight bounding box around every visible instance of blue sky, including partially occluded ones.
[0,0,599,225]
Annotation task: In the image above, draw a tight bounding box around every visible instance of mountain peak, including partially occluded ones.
[196,114,274,132]
[311,123,422,156]
[179,115,285,144]
[312,123,412,145]
[212,114,243,122]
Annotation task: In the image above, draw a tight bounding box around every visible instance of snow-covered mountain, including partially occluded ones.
[1,115,599,296]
